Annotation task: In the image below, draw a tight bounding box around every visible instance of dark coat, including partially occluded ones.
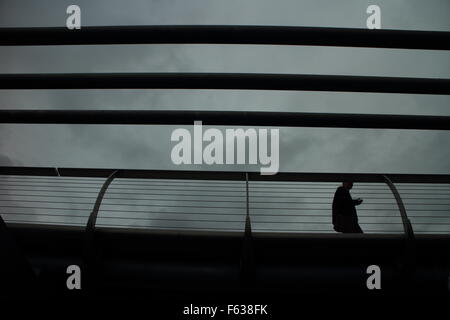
[332,186,363,233]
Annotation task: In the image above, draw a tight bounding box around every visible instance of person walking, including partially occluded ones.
[332,182,364,233]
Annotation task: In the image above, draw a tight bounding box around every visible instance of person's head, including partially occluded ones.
[342,181,354,190]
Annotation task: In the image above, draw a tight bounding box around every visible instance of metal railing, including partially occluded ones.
[1,166,450,235]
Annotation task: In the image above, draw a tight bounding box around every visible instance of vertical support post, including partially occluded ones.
[383,174,415,289]
[383,175,414,241]
[240,172,255,285]
[83,170,118,293]
[245,173,251,237]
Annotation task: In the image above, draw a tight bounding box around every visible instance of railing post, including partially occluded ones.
[245,172,251,235]
[383,174,416,288]
[383,175,414,241]
[83,170,118,293]
[240,172,255,285]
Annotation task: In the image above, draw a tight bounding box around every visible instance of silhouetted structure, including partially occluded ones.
[0,213,37,297]
[332,182,363,233]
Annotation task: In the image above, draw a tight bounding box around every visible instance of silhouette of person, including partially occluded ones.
[332,182,363,233]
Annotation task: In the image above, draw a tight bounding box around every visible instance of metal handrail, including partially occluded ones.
[1,166,450,184]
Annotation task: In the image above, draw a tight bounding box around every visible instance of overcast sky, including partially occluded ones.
[0,0,449,174]
[0,0,449,233]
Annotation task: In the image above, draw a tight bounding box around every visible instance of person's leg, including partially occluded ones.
[341,222,363,234]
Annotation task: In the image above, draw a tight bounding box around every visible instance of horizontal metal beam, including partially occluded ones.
[1,166,450,183]
[1,25,449,50]
[1,73,449,94]
[1,110,450,130]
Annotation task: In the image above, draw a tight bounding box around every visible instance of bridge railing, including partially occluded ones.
[1,166,449,236]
